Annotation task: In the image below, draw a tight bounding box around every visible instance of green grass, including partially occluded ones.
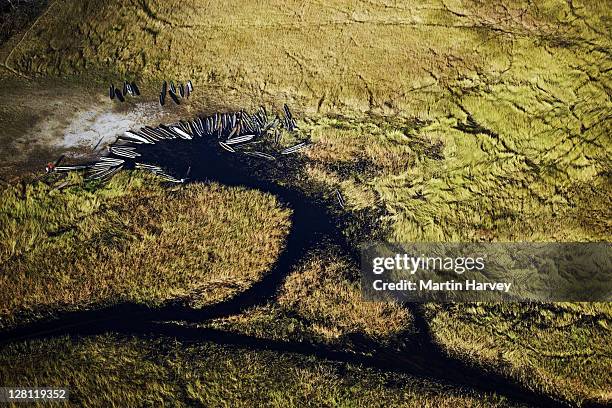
[299,114,610,242]
[0,334,512,408]
[0,172,291,329]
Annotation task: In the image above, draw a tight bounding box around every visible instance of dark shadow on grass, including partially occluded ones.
[2,315,587,408]
[0,127,600,408]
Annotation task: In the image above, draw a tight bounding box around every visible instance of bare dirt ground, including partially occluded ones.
[0,77,197,178]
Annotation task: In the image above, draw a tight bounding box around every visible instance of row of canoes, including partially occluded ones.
[109,81,140,102]
[53,104,309,182]
[160,80,193,106]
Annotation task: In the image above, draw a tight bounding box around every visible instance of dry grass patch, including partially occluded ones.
[0,172,291,328]
[207,250,412,346]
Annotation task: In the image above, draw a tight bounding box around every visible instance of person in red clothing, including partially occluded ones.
[45,155,64,173]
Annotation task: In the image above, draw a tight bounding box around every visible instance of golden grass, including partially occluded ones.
[0,334,510,407]
[0,172,291,328]
[1,0,607,116]
[427,302,612,405]
[277,251,410,342]
[204,249,411,346]
[1,0,609,243]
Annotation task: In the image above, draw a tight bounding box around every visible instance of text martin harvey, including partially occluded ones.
[372,279,512,292]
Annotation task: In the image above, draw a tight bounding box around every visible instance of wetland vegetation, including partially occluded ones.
[0,1,610,406]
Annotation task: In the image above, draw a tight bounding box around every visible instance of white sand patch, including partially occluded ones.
[52,102,164,151]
